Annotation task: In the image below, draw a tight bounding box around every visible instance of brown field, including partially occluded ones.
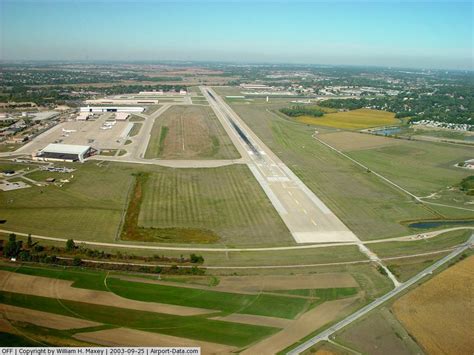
[336,307,422,355]
[145,105,239,159]
[0,304,101,330]
[74,327,237,354]
[392,256,474,354]
[0,271,215,316]
[317,131,402,152]
[241,297,360,355]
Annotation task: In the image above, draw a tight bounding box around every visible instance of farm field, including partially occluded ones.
[133,165,293,246]
[0,264,369,349]
[223,100,437,240]
[294,108,399,130]
[334,307,422,355]
[317,131,403,152]
[144,105,239,159]
[392,255,474,354]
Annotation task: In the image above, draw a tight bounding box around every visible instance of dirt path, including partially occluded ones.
[0,271,217,316]
[241,296,359,355]
[0,304,101,330]
[73,327,237,354]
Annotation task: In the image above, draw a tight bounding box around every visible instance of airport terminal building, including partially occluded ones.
[34,143,94,162]
[80,106,144,113]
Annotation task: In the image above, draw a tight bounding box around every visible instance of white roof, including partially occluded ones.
[41,143,91,155]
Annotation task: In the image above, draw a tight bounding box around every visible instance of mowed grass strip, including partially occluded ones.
[106,278,312,319]
[295,108,398,130]
[0,291,278,347]
[369,229,472,258]
[144,105,239,160]
[137,165,293,246]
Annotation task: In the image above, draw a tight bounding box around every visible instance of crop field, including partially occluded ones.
[392,256,474,354]
[225,102,437,240]
[144,105,239,159]
[133,165,293,246]
[335,307,422,354]
[294,108,398,130]
[0,161,133,242]
[0,264,366,349]
[317,131,403,152]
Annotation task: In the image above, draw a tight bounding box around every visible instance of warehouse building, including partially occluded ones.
[34,143,94,162]
[80,106,144,113]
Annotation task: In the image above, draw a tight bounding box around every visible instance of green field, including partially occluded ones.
[348,141,473,197]
[221,99,436,240]
[0,161,133,241]
[136,165,293,246]
[144,105,239,160]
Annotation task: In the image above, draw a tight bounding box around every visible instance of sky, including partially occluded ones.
[1,0,473,70]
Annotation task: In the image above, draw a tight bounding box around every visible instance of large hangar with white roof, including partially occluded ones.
[34,143,95,162]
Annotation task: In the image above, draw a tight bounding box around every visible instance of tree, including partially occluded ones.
[4,234,22,258]
[72,256,82,266]
[65,239,75,252]
[190,254,204,264]
[27,234,33,248]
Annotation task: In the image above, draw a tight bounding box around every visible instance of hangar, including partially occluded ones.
[80,106,144,113]
[34,143,95,163]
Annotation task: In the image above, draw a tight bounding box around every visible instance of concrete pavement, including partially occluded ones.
[202,86,359,244]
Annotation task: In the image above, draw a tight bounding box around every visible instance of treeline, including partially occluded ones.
[280,105,324,118]
[319,88,473,126]
[1,234,205,275]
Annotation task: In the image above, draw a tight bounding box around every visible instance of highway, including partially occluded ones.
[287,233,474,354]
[202,87,359,244]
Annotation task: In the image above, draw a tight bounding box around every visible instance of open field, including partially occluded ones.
[294,108,398,130]
[335,307,422,355]
[392,255,474,354]
[1,161,294,247]
[317,131,403,152]
[0,264,374,349]
[144,105,239,160]
[224,100,437,240]
[348,139,473,202]
[0,161,133,242]
[135,165,293,246]
[369,229,471,257]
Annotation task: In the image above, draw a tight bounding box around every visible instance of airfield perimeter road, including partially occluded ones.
[202,86,358,244]
[287,232,474,354]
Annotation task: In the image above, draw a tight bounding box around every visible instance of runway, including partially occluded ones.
[202,86,359,244]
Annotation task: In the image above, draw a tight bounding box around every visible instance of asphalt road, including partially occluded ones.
[202,86,359,244]
[287,233,474,354]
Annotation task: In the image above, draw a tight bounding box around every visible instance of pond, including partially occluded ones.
[372,127,402,136]
[409,220,474,229]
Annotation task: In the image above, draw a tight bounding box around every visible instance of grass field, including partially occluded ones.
[369,229,471,257]
[0,161,133,242]
[294,108,399,130]
[135,165,293,245]
[348,140,473,204]
[144,105,239,160]
[224,100,436,240]
[392,255,474,354]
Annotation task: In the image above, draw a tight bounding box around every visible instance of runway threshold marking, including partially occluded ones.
[311,219,317,226]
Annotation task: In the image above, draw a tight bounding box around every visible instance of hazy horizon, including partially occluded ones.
[1,0,472,70]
